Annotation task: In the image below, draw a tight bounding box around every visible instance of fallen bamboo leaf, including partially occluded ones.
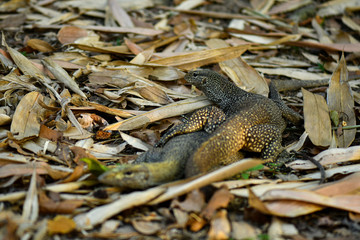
[149,159,262,205]
[149,45,249,70]
[302,88,332,147]
[288,145,360,170]
[74,187,165,230]
[231,181,319,198]
[42,57,87,98]
[22,167,38,222]
[268,0,311,14]
[302,163,360,179]
[120,132,151,151]
[256,68,330,81]
[104,96,212,131]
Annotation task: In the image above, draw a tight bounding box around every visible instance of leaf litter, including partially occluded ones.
[1,0,360,239]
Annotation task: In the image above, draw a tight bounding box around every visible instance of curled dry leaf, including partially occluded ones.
[131,219,162,235]
[302,88,332,147]
[201,187,233,220]
[208,209,231,240]
[11,92,52,139]
[171,189,205,213]
[206,39,269,96]
[327,53,355,148]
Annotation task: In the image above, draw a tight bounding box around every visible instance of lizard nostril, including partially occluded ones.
[201,77,207,84]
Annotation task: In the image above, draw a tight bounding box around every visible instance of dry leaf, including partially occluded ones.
[48,215,76,235]
[150,45,249,70]
[171,189,205,213]
[57,26,90,44]
[138,86,171,105]
[27,39,55,53]
[268,0,311,15]
[39,191,83,214]
[74,187,166,230]
[327,53,355,147]
[201,187,233,220]
[42,57,87,98]
[302,88,332,147]
[131,220,162,235]
[206,39,269,96]
[149,159,262,205]
[104,96,212,131]
[10,92,53,139]
[208,209,231,240]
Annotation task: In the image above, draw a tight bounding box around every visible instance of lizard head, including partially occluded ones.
[184,69,213,89]
[98,164,150,189]
[185,69,232,106]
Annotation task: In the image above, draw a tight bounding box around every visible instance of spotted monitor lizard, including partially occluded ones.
[99,69,302,188]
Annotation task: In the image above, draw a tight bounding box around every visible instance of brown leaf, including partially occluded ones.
[104,96,212,131]
[149,45,249,70]
[131,219,162,235]
[208,209,231,240]
[201,186,233,220]
[39,191,83,214]
[39,124,63,142]
[302,88,332,147]
[138,86,171,105]
[327,53,356,147]
[0,163,48,178]
[57,26,92,44]
[60,165,85,183]
[27,39,55,53]
[171,189,205,213]
[10,92,42,139]
[206,38,269,96]
[47,215,76,235]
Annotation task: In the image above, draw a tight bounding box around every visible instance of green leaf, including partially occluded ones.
[80,158,109,176]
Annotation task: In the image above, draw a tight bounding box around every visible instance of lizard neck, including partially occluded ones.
[204,82,252,111]
[144,160,183,185]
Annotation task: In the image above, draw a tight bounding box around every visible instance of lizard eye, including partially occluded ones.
[124,171,133,176]
[192,71,199,77]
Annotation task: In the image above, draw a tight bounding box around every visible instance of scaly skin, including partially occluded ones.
[159,69,302,177]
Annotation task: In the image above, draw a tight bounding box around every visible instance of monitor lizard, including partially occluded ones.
[99,69,306,188]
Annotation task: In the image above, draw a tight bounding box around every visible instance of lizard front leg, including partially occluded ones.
[155,106,226,147]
